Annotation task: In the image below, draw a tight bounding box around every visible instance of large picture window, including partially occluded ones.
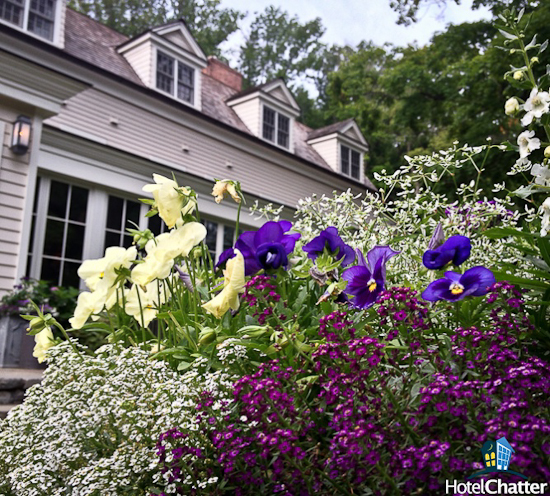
[156,50,195,104]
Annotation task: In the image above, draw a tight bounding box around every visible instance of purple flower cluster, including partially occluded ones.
[241,275,283,324]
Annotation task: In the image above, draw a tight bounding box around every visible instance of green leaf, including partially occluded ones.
[537,237,550,268]
[492,271,550,291]
[498,28,518,40]
[540,39,548,54]
[483,227,535,240]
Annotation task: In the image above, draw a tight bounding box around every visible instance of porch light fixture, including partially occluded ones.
[11,116,32,155]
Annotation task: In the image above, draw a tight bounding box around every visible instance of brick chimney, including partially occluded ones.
[202,56,243,92]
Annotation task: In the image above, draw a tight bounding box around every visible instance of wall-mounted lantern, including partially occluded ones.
[10,116,32,155]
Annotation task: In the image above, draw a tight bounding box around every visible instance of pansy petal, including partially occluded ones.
[421,278,454,302]
[278,220,292,233]
[302,236,326,259]
[341,245,356,267]
[423,249,454,270]
[254,221,284,246]
[428,223,445,250]
[281,232,301,253]
[443,235,471,266]
[355,248,368,268]
[443,271,462,283]
[367,246,400,273]
[460,266,496,296]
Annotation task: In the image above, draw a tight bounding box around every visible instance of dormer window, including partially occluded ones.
[262,105,290,149]
[1,0,57,41]
[156,50,195,104]
[341,145,361,180]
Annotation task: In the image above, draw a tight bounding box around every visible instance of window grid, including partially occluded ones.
[156,50,195,104]
[0,0,24,26]
[104,196,142,251]
[177,63,194,104]
[262,105,290,149]
[156,51,174,94]
[497,446,511,470]
[27,0,54,40]
[341,145,361,180]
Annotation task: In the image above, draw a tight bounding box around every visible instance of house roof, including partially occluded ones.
[61,9,374,190]
[307,118,356,140]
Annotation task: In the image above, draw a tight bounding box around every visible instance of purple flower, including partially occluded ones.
[421,266,496,302]
[422,235,471,270]
[342,246,400,309]
[216,247,236,269]
[302,227,355,267]
[235,221,301,276]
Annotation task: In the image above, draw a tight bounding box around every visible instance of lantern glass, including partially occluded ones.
[11,116,32,155]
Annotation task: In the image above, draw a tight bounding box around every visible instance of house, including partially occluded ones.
[0,0,374,295]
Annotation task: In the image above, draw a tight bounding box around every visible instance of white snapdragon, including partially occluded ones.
[517,130,541,158]
[540,198,550,236]
[521,87,550,126]
[531,163,550,186]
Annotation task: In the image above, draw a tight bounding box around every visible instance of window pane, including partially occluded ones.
[41,257,61,285]
[62,261,81,288]
[69,185,89,222]
[43,219,64,257]
[0,0,24,26]
[223,225,235,250]
[263,106,275,142]
[123,235,134,248]
[277,114,289,148]
[48,180,68,219]
[107,196,123,230]
[351,150,360,179]
[28,6,55,41]
[177,64,194,103]
[105,230,120,248]
[148,214,163,236]
[126,200,141,226]
[341,145,350,175]
[156,51,174,94]
[30,0,55,18]
[65,224,85,260]
[203,220,217,255]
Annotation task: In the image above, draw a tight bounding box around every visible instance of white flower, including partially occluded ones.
[517,130,541,158]
[521,88,550,126]
[69,291,108,329]
[143,174,196,229]
[125,281,168,327]
[33,327,54,363]
[505,97,520,116]
[78,246,137,292]
[531,163,550,186]
[212,180,241,204]
[540,198,550,236]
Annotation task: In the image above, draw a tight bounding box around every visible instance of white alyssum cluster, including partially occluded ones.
[0,343,234,496]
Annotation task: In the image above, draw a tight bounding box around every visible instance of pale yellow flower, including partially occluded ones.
[143,174,196,229]
[212,180,241,204]
[504,97,519,116]
[69,291,107,329]
[125,282,168,327]
[33,327,54,364]
[203,249,245,319]
[78,246,137,292]
[131,223,206,286]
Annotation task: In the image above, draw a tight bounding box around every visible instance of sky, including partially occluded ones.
[218,0,492,57]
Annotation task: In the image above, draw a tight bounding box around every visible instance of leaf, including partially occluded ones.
[177,361,192,371]
[498,29,518,40]
[517,7,525,23]
[483,227,535,240]
[525,34,537,50]
[537,237,550,268]
[540,39,549,54]
[492,271,550,291]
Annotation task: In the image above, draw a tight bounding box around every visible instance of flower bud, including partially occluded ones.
[198,328,216,346]
[505,97,520,116]
[513,71,524,80]
[531,56,539,64]
[545,146,550,159]
[27,317,45,333]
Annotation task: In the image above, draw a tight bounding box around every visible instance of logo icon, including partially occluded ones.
[467,437,527,480]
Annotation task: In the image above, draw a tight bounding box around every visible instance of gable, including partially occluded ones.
[343,126,363,143]
[263,80,300,112]
[163,30,195,54]
[269,86,289,104]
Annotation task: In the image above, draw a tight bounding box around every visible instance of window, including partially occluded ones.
[156,50,195,104]
[262,105,290,149]
[340,145,361,180]
[104,196,142,250]
[0,0,56,41]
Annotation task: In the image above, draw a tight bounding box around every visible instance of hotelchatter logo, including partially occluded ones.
[445,437,549,495]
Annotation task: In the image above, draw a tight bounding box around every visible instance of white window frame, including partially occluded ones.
[155,48,196,106]
[339,144,362,181]
[261,103,291,150]
[27,175,150,289]
[0,0,62,45]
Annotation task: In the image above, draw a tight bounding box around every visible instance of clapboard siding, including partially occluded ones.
[121,43,152,87]
[230,99,260,136]
[0,104,31,294]
[309,139,339,172]
[46,89,348,206]
[164,31,193,53]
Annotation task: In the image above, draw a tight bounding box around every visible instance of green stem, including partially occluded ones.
[53,321,84,359]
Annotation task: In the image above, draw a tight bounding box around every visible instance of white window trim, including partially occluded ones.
[339,144,363,182]
[260,102,293,152]
[0,0,62,45]
[153,45,201,109]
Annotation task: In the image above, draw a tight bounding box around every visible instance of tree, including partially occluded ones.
[238,6,326,89]
[68,0,243,56]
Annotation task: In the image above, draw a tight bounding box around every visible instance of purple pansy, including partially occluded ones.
[421,266,496,302]
[422,235,471,270]
[215,247,236,269]
[235,220,301,276]
[342,246,399,309]
[302,227,356,267]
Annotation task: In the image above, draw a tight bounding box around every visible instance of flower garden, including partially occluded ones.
[1,10,550,496]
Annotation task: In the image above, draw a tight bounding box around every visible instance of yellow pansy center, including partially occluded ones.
[450,282,464,295]
[368,279,377,292]
[99,272,105,279]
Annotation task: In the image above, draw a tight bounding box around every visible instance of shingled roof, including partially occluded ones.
[60,9,373,189]
[307,118,357,141]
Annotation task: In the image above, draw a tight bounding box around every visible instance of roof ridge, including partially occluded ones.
[66,7,130,41]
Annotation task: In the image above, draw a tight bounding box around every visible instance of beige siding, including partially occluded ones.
[121,43,153,87]
[0,104,31,294]
[229,99,260,136]
[344,126,362,142]
[269,87,289,105]
[45,88,353,208]
[309,139,339,172]
[163,31,194,53]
